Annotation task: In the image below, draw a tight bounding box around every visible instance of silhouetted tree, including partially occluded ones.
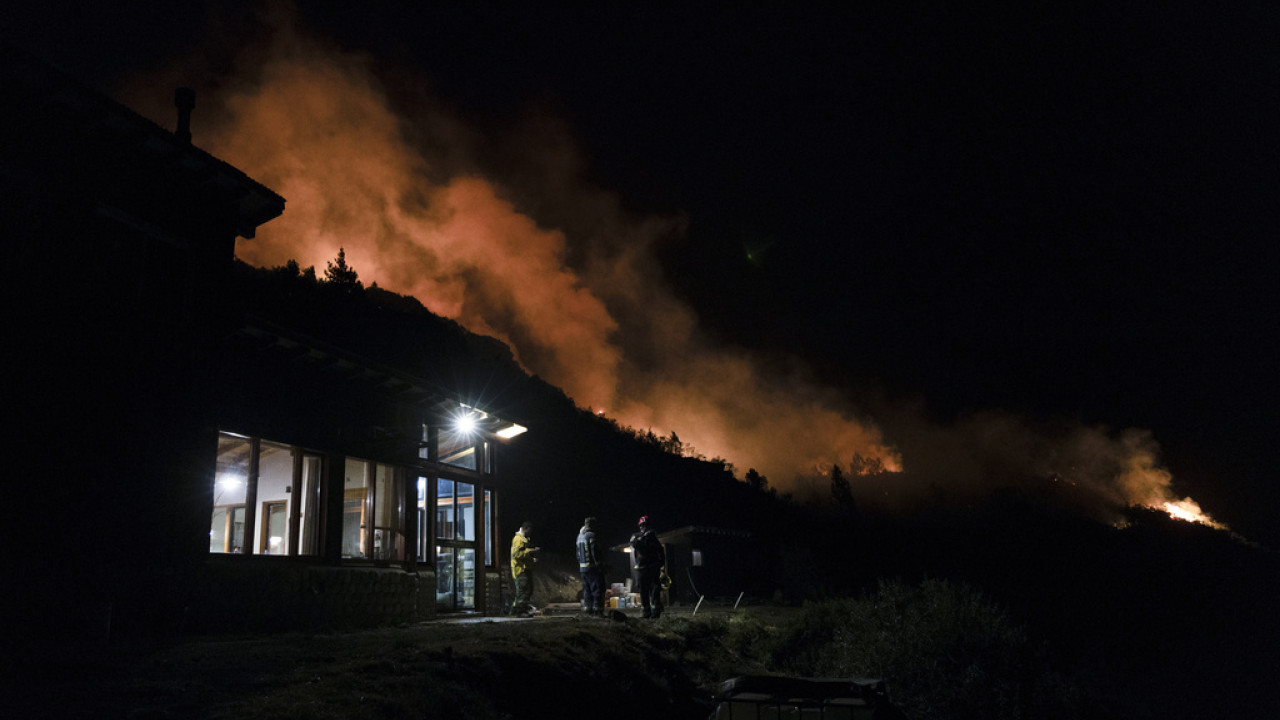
[660,431,684,456]
[324,248,362,290]
[831,464,854,507]
[746,468,770,492]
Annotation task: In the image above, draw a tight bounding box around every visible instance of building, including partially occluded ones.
[655,526,757,605]
[611,526,757,606]
[4,43,526,644]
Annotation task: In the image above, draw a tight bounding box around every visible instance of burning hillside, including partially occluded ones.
[118,6,1224,533]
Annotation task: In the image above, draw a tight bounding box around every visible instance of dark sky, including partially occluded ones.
[9,2,1278,541]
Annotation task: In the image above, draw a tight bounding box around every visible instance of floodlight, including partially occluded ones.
[455,413,477,435]
[496,423,527,439]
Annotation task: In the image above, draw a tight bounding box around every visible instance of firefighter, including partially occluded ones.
[629,516,666,619]
[576,517,606,616]
[510,521,539,617]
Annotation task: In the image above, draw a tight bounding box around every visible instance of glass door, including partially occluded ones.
[435,547,476,610]
[427,477,478,610]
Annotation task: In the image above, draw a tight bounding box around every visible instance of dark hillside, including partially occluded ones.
[223,261,1280,717]
[782,493,1280,718]
[225,260,783,553]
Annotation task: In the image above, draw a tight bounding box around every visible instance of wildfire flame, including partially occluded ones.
[1117,440,1227,529]
[1158,498,1226,529]
[115,10,1228,533]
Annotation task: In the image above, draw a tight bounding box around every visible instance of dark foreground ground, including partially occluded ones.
[9,586,1280,720]
[7,604,770,720]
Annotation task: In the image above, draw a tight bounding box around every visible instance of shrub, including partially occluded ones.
[743,579,1093,720]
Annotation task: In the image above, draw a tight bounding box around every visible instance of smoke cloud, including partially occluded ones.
[837,407,1220,526]
[116,10,899,484]
[120,8,1218,528]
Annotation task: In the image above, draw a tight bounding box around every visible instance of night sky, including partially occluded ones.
[9,3,1278,542]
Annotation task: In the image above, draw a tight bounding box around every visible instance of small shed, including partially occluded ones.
[657,526,756,604]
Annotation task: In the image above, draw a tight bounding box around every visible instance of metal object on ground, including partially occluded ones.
[709,675,901,719]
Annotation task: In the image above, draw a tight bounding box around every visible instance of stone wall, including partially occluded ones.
[190,559,439,633]
[484,570,507,616]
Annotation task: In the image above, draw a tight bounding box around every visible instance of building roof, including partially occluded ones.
[2,41,284,240]
[658,526,753,542]
[228,314,528,442]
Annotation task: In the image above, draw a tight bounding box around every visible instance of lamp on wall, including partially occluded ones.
[454,413,477,435]
[495,422,527,439]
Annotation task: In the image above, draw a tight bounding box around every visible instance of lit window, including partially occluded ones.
[341,457,369,559]
[255,441,292,555]
[372,463,404,561]
[211,432,321,557]
[436,479,475,541]
[211,433,250,553]
[484,490,494,566]
[340,458,404,561]
[692,550,703,567]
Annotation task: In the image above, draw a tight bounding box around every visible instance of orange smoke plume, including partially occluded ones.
[117,10,1222,532]
[120,10,899,486]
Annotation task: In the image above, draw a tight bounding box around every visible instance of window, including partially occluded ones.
[211,434,250,553]
[339,458,406,561]
[421,410,501,475]
[372,463,403,561]
[297,453,322,555]
[210,505,246,554]
[484,489,494,566]
[342,457,369,559]
[692,550,703,567]
[417,476,431,562]
[438,430,477,471]
[210,432,323,557]
[436,479,475,541]
[256,441,292,554]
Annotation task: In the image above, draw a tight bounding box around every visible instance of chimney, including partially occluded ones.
[174,87,195,144]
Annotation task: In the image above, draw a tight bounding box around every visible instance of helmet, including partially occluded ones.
[638,515,648,527]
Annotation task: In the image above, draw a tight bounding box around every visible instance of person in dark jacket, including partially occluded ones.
[576,517,606,616]
[629,516,666,619]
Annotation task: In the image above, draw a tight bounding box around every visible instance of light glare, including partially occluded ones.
[455,414,477,435]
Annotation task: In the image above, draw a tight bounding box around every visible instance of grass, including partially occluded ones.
[13,579,1267,719]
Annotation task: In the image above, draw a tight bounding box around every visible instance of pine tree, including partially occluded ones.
[830,464,854,507]
[324,248,362,290]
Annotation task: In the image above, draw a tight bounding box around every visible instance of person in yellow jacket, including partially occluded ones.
[510,522,540,617]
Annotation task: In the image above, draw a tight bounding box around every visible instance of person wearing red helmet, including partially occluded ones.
[629,516,666,619]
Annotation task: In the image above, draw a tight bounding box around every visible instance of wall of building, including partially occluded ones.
[484,571,506,616]
[189,560,440,633]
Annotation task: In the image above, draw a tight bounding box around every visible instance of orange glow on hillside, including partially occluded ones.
[154,16,904,489]
[118,12,1220,520]
[1117,445,1227,529]
[1159,498,1227,529]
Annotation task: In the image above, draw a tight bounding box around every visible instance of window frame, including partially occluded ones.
[211,431,327,559]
